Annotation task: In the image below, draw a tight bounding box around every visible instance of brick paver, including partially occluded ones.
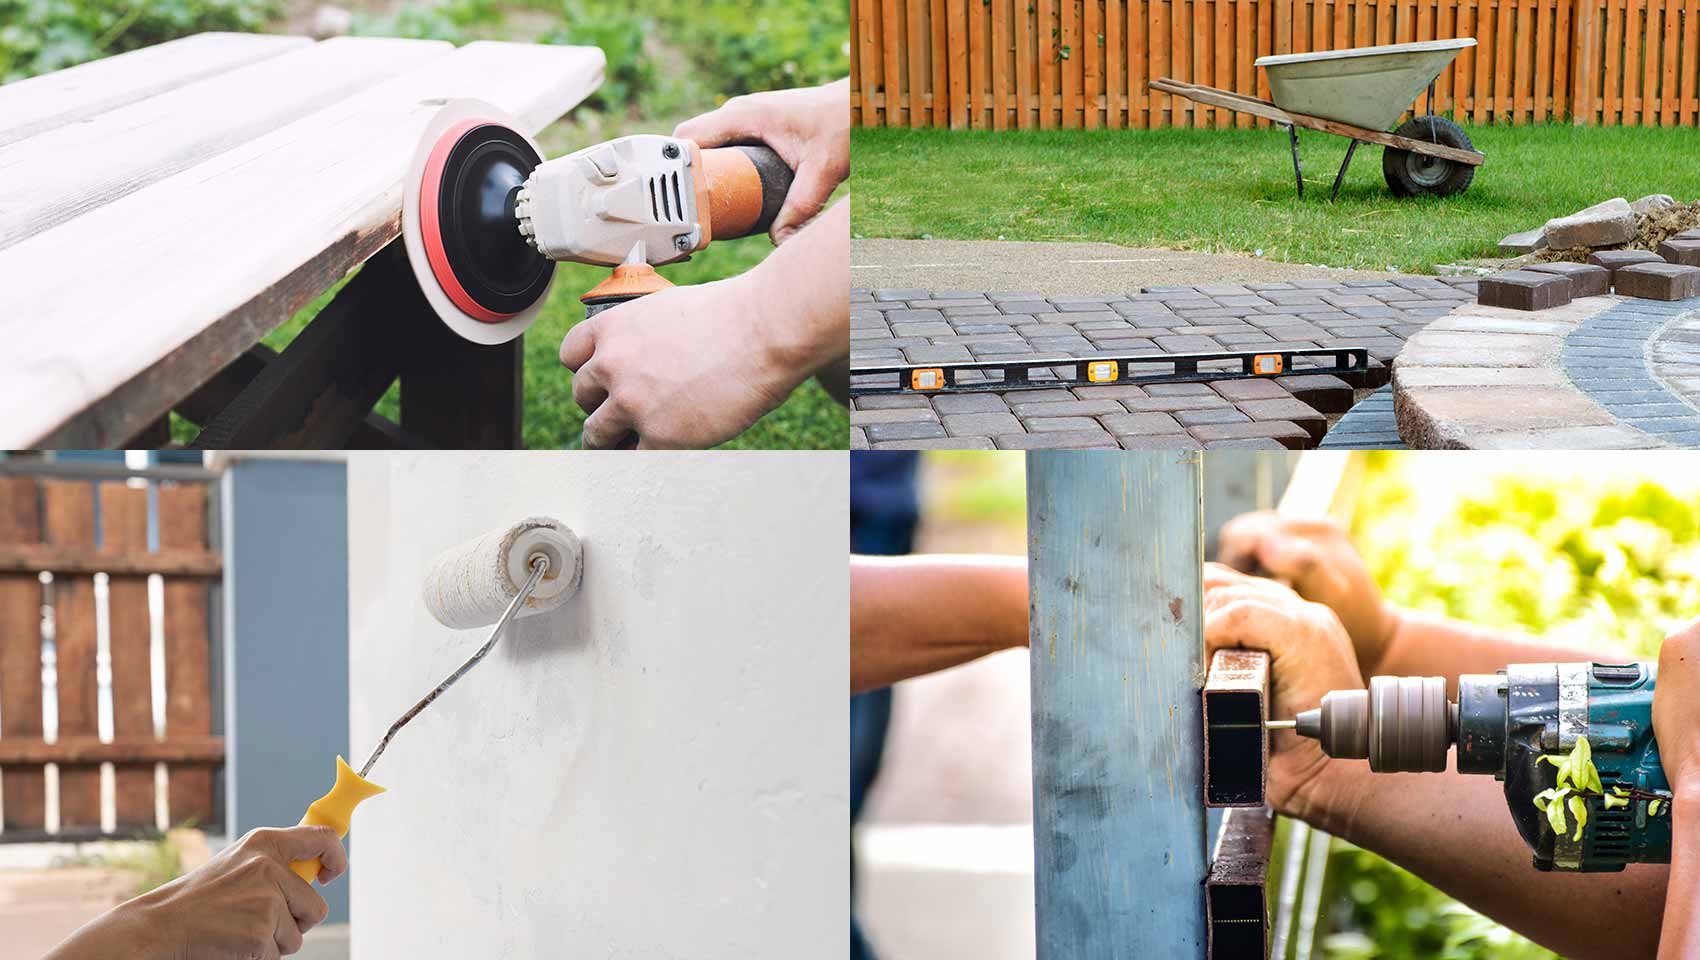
[850,278,1476,450]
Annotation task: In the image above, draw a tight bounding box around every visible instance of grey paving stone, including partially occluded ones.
[1175,408,1251,426]
[997,300,1058,314]
[1010,399,1126,418]
[891,321,955,337]
[865,420,948,441]
[1144,382,1219,396]
[1024,416,1104,432]
[1204,438,1294,449]
[904,344,975,363]
[1212,379,1291,401]
[1156,335,1224,352]
[851,408,939,426]
[1119,435,1206,449]
[930,393,1013,414]
[1101,412,1187,435]
[942,412,1024,436]
[1187,420,1313,449]
[853,394,934,410]
[1124,396,1236,413]
[873,437,997,449]
[993,431,1119,449]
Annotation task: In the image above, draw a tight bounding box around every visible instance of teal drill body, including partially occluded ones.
[1458,661,1670,872]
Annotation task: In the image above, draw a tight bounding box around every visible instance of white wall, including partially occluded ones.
[346,452,847,958]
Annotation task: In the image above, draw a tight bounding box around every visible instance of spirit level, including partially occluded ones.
[849,347,1370,396]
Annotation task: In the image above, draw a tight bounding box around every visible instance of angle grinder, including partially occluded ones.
[1269,662,1671,871]
[401,98,795,344]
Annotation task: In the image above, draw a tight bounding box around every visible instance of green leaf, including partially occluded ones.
[1568,794,1588,842]
[1532,788,1559,811]
[1546,793,1569,836]
[1603,792,1629,810]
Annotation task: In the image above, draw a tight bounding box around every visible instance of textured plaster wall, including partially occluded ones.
[346,452,847,958]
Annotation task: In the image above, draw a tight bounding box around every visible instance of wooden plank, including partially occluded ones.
[0,41,605,450]
[851,0,864,123]
[1553,0,1572,120]
[0,736,223,766]
[949,0,970,126]
[1357,0,1375,45]
[1257,0,1275,124]
[858,0,881,125]
[1381,0,1399,42]
[98,484,153,830]
[1644,0,1663,124]
[0,33,309,150]
[0,38,447,254]
[1195,0,1213,125]
[979,0,992,125]
[1156,0,1169,123]
[1606,0,1625,122]
[0,544,219,578]
[158,484,214,827]
[1108,0,1126,126]
[933,0,952,124]
[1626,0,1643,124]
[188,227,411,450]
[1684,0,1700,125]
[1440,0,1459,116]
[1018,0,1037,127]
[1660,0,1679,123]
[996,0,1013,128]
[1573,0,1596,123]
[0,477,45,833]
[43,481,98,832]
[1178,0,1194,125]
[1217,0,1235,127]
[1150,79,1489,159]
[1039,0,1057,126]
[1238,0,1257,127]
[1063,0,1081,126]
[399,286,525,449]
[1497,0,1516,117]
[1535,0,1554,120]
[1132,0,1151,127]
[1474,0,1493,120]
[1417,0,1436,113]
[1083,0,1100,127]
[1515,0,1535,121]
[910,0,929,127]
[883,0,905,124]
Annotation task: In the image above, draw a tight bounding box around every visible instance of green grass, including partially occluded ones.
[851,123,1700,273]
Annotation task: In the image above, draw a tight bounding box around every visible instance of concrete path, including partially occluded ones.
[851,238,1397,294]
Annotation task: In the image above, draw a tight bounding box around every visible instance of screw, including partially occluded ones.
[673,235,692,251]
[662,143,680,160]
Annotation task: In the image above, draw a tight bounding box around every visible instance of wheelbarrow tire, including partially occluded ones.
[1382,116,1476,198]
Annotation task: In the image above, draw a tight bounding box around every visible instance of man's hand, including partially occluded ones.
[46,825,347,960]
[1217,511,1401,677]
[1656,617,1700,797]
[1204,562,1366,819]
[675,78,849,245]
[560,200,848,449]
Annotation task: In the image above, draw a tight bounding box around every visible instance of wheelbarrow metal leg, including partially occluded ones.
[1330,140,1360,201]
[1287,125,1304,199]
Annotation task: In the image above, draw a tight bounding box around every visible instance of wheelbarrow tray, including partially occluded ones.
[1148,79,1484,167]
[1256,39,1477,131]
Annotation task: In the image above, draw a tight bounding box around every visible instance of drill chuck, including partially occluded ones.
[1293,676,1453,772]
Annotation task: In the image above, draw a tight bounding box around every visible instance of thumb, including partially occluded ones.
[769,162,832,245]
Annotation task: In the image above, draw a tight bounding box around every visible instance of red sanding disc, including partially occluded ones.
[419,119,513,324]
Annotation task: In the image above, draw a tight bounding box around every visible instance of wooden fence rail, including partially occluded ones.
[852,0,1700,128]
[0,474,220,840]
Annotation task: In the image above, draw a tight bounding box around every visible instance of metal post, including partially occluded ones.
[1027,451,1208,958]
[221,457,351,922]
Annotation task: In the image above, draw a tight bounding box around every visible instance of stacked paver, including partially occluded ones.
[1479,229,1700,310]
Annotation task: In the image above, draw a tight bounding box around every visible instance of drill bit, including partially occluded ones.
[1266,719,1297,730]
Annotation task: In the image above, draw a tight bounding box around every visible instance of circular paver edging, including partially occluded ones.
[1391,295,1700,449]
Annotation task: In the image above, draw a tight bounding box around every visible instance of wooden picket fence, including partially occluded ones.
[851,0,1700,128]
[0,474,221,840]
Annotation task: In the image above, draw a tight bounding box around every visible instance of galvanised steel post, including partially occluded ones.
[1027,450,1209,958]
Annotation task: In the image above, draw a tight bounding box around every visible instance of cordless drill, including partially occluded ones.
[1277,662,1671,871]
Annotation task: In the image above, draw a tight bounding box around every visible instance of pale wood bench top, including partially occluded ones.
[0,33,605,448]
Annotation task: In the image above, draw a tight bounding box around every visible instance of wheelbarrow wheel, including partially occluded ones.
[1382,116,1476,198]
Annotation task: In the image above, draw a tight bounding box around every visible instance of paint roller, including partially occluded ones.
[286,517,583,883]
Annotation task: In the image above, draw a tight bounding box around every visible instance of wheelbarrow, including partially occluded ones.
[1150,38,1483,200]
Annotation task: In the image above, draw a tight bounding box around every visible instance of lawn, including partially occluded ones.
[17,0,853,449]
[851,123,1700,274]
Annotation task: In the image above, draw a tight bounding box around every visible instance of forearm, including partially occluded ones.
[1376,607,1635,696]
[1660,782,1700,959]
[752,198,848,381]
[851,553,1028,692]
[1301,757,1666,960]
[44,900,158,960]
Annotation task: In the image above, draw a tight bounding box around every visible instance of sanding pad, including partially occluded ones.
[402,99,555,344]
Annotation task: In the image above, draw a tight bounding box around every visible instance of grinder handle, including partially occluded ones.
[287,756,386,884]
[699,143,796,241]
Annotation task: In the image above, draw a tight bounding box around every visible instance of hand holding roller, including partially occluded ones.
[287,518,584,884]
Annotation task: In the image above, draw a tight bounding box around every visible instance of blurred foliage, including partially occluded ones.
[0,0,277,82]
[1313,451,1700,960]
[921,451,1026,525]
[65,834,184,895]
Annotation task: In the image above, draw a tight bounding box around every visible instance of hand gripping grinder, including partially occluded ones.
[1274,662,1670,872]
[402,99,795,344]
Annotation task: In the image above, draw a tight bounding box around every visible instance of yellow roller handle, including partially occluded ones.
[289,755,386,884]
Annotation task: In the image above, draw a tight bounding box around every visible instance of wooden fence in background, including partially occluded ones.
[0,474,221,840]
[851,0,1700,127]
